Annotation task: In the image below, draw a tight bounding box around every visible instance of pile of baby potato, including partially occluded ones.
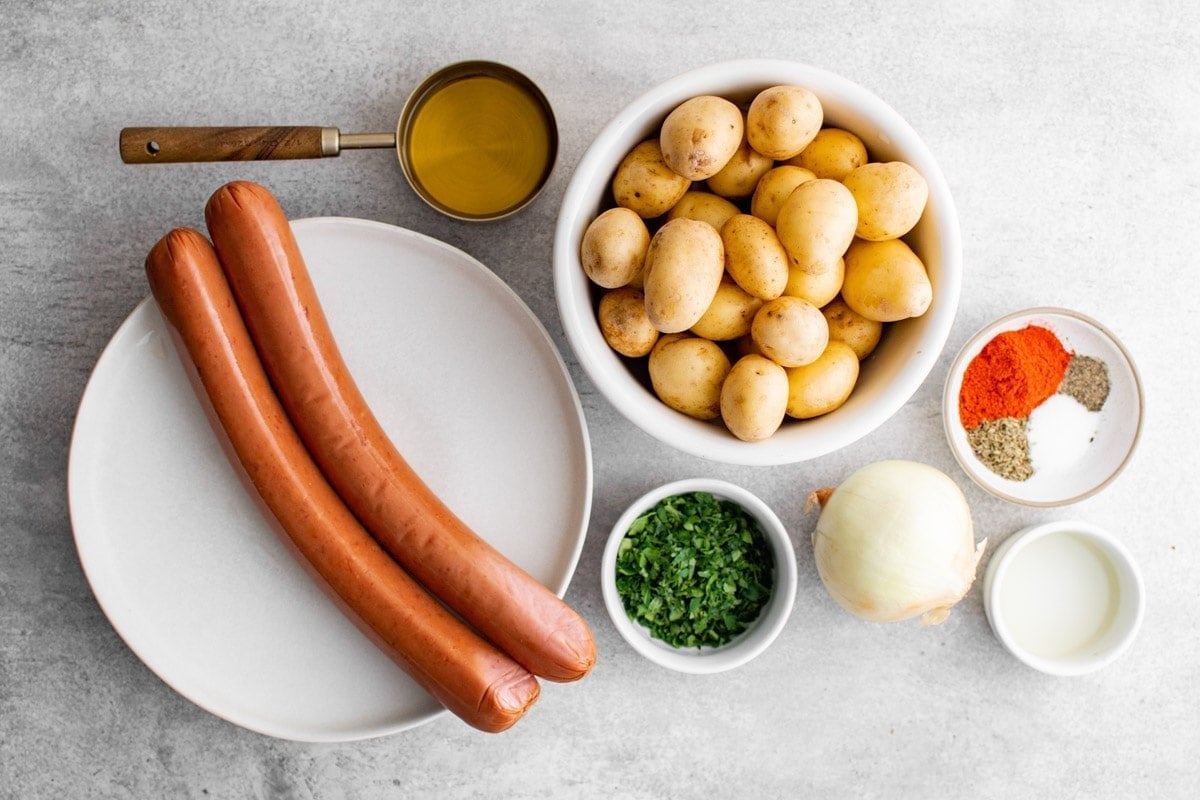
[581,86,932,442]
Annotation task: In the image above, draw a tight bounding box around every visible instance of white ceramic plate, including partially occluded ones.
[68,217,592,742]
[943,307,1142,506]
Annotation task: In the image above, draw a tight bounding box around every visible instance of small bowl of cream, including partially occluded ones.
[983,520,1144,676]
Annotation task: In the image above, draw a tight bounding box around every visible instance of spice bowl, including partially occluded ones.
[600,478,797,674]
[983,520,1145,676]
[943,307,1143,506]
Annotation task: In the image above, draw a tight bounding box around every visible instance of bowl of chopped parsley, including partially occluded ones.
[601,479,797,673]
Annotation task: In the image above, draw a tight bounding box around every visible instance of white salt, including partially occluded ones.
[1026,393,1101,474]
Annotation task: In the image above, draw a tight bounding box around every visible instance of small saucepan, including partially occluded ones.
[119,61,557,221]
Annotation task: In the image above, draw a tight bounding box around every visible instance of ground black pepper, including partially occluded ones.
[1058,355,1110,411]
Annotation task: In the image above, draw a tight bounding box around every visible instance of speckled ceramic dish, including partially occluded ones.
[943,307,1143,506]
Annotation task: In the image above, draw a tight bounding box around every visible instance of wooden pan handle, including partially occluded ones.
[119,127,339,164]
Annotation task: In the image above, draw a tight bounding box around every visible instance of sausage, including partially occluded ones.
[204,182,596,682]
[145,228,539,733]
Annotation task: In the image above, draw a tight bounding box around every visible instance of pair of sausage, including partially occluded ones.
[204,182,596,684]
[207,184,600,686]
[147,183,593,731]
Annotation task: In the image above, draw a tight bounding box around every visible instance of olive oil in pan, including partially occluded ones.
[404,76,554,219]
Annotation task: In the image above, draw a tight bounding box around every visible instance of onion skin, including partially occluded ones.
[811,460,987,625]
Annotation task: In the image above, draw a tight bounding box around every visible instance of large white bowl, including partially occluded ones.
[553,60,962,465]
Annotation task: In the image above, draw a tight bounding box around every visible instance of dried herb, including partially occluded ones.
[615,491,773,649]
[967,416,1033,481]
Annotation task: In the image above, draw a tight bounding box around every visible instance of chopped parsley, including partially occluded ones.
[615,491,774,649]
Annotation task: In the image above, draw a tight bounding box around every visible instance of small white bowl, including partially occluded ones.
[554,59,962,466]
[944,307,1144,506]
[600,478,797,674]
[983,520,1145,676]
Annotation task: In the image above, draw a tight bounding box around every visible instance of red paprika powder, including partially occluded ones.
[958,325,1071,430]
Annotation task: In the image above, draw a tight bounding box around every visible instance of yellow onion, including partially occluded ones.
[810,460,986,625]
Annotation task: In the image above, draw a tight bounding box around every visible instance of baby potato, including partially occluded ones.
[720,355,789,442]
[613,140,692,219]
[822,296,883,360]
[706,124,774,199]
[667,190,741,232]
[660,95,744,181]
[784,257,844,308]
[785,341,860,419]
[643,218,725,333]
[581,207,650,289]
[751,296,829,368]
[842,161,929,241]
[690,276,763,341]
[783,128,868,181]
[746,85,823,160]
[750,165,816,227]
[722,214,788,300]
[775,178,858,272]
[598,287,659,357]
[841,238,932,322]
[648,334,731,420]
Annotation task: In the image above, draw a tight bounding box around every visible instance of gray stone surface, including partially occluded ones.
[2,1,1198,797]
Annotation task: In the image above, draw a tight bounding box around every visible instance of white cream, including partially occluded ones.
[1026,393,1101,475]
[996,531,1120,660]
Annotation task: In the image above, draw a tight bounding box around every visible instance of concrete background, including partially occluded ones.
[2,0,1198,797]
